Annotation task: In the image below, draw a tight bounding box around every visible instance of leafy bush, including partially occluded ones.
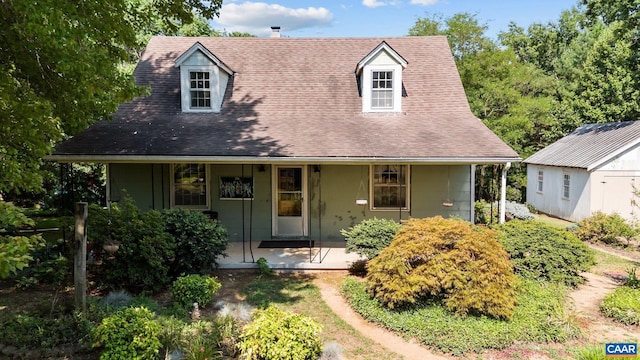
[256,257,274,277]
[238,305,323,360]
[102,290,133,309]
[342,277,580,355]
[504,201,535,220]
[171,274,221,308]
[161,208,228,276]
[341,217,402,259]
[366,216,518,319]
[574,211,636,245]
[0,201,44,278]
[497,220,595,286]
[89,197,176,293]
[600,286,640,325]
[93,307,161,360]
[1,312,91,350]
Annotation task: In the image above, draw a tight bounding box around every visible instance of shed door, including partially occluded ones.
[273,166,307,237]
[602,176,638,219]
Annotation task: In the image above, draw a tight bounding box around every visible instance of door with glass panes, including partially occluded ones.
[273,166,307,236]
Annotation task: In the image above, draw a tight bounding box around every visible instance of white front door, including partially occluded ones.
[273,166,307,237]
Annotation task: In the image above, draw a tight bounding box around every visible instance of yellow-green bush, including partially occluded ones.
[366,216,518,319]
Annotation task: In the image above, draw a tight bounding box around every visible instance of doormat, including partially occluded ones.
[258,240,315,249]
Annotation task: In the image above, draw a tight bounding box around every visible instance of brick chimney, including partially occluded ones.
[270,26,281,38]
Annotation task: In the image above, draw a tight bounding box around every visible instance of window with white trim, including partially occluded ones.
[371,165,409,209]
[537,170,544,192]
[171,163,209,209]
[562,173,571,199]
[189,71,211,109]
[371,71,394,109]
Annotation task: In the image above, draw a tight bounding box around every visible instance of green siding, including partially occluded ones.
[108,163,472,243]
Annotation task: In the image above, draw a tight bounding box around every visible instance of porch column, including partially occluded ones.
[470,165,476,224]
[499,162,511,224]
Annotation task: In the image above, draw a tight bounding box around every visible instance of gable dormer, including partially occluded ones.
[175,42,233,113]
[356,41,407,113]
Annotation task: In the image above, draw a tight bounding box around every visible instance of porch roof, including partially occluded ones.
[51,36,520,164]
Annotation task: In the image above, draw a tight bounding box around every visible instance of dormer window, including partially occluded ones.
[175,42,233,113]
[372,71,394,109]
[190,71,212,109]
[356,41,407,113]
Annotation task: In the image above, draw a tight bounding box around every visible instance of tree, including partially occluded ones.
[0,0,222,196]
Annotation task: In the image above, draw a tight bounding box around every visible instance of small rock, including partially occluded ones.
[1,345,17,356]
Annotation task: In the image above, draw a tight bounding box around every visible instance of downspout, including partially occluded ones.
[499,162,511,224]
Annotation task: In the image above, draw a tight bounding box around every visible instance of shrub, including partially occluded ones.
[92,307,161,360]
[504,201,535,220]
[89,197,175,293]
[600,286,640,325]
[102,290,133,309]
[497,220,595,286]
[161,208,228,276]
[341,217,402,259]
[366,216,518,319]
[256,257,274,277]
[574,211,635,245]
[171,274,222,308]
[238,305,323,360]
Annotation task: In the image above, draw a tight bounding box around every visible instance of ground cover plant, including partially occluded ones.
[366,216,518,319]
[574,211,636,245]
[341,277,580,356]
[600,268,640,325]
[497,220,595,286]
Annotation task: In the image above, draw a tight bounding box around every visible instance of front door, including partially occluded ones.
[273,166,307,237]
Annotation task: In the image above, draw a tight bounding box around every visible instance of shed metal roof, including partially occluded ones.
[524,121,640,171]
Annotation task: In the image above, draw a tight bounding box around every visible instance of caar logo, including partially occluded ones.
[605,343,637,358]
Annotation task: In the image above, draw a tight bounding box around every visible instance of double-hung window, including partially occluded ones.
[172,163,209,209]
[371,71,394,109]
[189,71,212,109]
[371,165,409,209]
[537,170,544,192]
[563,173,571,199]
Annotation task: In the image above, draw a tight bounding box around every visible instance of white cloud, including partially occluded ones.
[362,0,387,8]
[214,2,333,36]
[410,0,438,5]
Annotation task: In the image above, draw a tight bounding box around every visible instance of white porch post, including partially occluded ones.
[499,162,511,224]
[470,164,476,224]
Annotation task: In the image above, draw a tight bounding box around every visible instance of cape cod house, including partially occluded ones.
[50,34,519,253]
[525,121,640,222]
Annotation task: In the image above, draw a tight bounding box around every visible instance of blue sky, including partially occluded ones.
[210,0,582,39]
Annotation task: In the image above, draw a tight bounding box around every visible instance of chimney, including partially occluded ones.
[270,26,281,38]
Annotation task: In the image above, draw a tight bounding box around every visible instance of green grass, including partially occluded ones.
[591,249,640,276]
[341,277,580,356]
[534,214,575,229]
[600,286,640,325]
[241,274,403,360]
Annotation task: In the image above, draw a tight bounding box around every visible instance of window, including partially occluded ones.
[537,170,544,192]
[371,71,393,109]
[563,173,571,199]
[371,165,409,209]
[189,71,211,109]
[172,163,209,209]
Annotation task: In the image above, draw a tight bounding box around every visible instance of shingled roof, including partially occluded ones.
[525,121,640,171]
[51,36,519,164]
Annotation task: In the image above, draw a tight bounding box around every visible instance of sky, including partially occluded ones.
[209,0,583,39]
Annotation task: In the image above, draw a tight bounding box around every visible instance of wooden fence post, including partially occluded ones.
[74,202,88,312]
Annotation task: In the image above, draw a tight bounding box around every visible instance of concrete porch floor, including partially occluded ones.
[217,241,364,270]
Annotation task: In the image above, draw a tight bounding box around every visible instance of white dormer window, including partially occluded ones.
[175,42,233,113]
[190,71,212,109]
[356,41,407,113]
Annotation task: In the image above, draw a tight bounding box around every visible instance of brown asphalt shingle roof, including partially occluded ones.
[52,36,519,163]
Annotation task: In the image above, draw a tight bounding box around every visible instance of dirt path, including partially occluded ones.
[568,272,640,342]
[586,242,640,263]
[313,275,451,360]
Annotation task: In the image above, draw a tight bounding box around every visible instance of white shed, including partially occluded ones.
[525,121,640,222]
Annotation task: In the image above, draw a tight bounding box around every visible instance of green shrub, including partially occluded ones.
[92,307,161,360]
[574,211,636,245]
[497,220,595,286]
[0,201,44,279]
[161,208,228,276]
[341,217,402,259]
[600,286,640,325]
[366,216,518,319]
[238,305,323,360]
[256,257,274,277]
[1,312,90,350]
[171,274,221,308]
[89,197,176,293]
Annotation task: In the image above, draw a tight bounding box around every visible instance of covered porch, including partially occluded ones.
[217,240,365,270]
